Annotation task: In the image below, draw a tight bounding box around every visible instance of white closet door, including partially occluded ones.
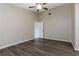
[34,21,43,38]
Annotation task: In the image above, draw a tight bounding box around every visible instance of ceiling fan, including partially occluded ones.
[28,3,48,12]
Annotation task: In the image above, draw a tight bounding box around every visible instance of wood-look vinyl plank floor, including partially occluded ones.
[0,39,79,56]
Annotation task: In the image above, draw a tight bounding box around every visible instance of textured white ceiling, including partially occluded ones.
[11,3,65,13]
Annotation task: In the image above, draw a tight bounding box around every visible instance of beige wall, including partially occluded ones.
[38,4,73,42]
[71,4,75,48]
[0,4,36,49]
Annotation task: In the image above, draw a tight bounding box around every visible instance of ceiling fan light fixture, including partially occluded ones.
[28,3,48,12]
[36,4,42,10]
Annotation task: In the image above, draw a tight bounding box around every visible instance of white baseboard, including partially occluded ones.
[0,39,33,49]
[74,48,79,51]
[44,38,72,43]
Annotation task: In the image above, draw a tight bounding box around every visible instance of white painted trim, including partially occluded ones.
[75,49,79,51]
[71,43,75,50]
[44,38,72,43]
[0,39,33,49]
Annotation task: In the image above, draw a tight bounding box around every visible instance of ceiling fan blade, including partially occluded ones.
[43,3,47,5]
[37,9,39,12]
[43,7,48,10]
[29,6,35,8]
